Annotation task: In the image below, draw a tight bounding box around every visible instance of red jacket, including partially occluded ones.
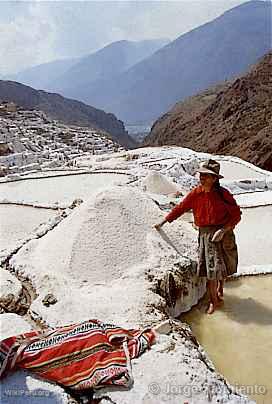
[166,185,241,228]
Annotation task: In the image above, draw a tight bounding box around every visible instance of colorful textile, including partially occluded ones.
[166,185,241,228]
[0,319,155,391]
[197,226,238,279]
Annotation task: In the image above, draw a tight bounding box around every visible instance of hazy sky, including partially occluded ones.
[1,0,253,75]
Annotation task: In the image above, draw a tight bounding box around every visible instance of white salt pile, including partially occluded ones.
[5,183,253,403]
[142,171,180,195]
[11,186,200,327]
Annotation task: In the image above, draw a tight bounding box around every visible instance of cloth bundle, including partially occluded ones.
[0,319,155,391]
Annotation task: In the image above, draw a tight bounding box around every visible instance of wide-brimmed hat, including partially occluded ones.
[196,159,224,179]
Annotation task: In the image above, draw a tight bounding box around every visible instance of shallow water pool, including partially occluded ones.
[0,173,129,206]
[181,275,272,403]
[219,161,268,181]
[0,205,56,259]
[236,206,272,273]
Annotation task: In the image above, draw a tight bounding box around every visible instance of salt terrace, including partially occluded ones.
[1,142,272,404]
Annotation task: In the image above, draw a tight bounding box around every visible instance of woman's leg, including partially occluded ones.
[207,280,220,314]
[217,279,224,300]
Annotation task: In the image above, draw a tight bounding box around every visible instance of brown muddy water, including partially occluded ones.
[181,275,272,403]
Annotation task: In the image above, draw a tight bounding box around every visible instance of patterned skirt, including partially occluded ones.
[197,226,238,280]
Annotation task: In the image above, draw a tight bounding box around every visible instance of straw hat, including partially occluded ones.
[196,159,224,179]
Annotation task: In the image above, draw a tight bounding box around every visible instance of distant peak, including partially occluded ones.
[224,0,271,13]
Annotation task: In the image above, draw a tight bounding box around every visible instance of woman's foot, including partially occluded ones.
[217,290,224,301]
[206,299,223,314]
[206,302,216,314]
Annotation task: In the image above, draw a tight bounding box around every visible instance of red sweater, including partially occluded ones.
[166,185,241,228]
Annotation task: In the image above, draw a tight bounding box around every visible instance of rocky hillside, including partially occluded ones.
[0,80,137,149]
[147,82,231,138]
[144,52,272,171]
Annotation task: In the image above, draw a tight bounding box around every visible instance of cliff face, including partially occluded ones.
[0,80,137,149]
[144,52,272,171]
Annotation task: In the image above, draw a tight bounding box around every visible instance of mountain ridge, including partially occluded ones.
[8,58,79,92]
[75,0,271,123]
[144,52,272,171]
[9,39,169,97]
[51,39,170,99]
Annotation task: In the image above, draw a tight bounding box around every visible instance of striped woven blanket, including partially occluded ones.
[0,319,155,391]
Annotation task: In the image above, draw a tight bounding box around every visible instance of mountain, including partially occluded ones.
[144,52,272,171]
[0,80,137,149]
[147,81,231,134]
[74,0,271,124]
[50,39,170,99]
[8,58,79,91]
[8,39,169,98]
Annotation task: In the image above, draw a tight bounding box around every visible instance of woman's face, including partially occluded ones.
[199,173,217,188]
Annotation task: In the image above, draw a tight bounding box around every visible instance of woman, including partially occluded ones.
[154,159,241,314]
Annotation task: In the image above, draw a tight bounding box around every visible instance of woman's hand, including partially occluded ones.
[154,219,167,230]
[211,228,225,242]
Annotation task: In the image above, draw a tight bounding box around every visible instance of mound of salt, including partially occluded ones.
[11,186,199,327]
[142,171,180,195]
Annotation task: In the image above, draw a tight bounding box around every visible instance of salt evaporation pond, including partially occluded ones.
[182,275,272,404]
[0,205,55,254]
[182,205,272,404]
[237,206,272,272]
[219,160,268,181]
[0,173,129,206]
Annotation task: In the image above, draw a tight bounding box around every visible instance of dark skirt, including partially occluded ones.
[197,226,238,280]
